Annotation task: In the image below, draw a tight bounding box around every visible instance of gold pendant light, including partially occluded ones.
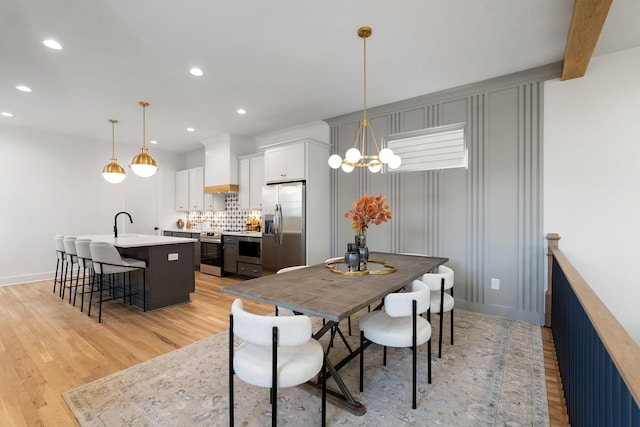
[328,26,401,173]
[102,119,126,183]
[131,101,157,177]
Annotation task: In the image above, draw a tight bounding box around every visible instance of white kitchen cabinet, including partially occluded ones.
[175,169,189,211]
[176,167,204,211]
[204,193,225,211]
[239,154,264,209]
[264,143,305,183]
[188,167,204,210]
[249,155,264,209]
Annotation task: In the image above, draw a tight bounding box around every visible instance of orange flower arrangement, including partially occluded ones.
[344,193,392,233]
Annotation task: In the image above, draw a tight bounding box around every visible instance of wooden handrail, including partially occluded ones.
[546,233,640,406]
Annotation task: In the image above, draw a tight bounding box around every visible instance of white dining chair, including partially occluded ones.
[229,298,326,426]
[421,265,454,358]
[275,265,309,316]
[359,279,432,409]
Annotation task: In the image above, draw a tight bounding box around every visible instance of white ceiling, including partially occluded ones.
[2,0,640,153]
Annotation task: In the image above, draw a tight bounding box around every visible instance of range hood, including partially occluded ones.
[201,133,253,193]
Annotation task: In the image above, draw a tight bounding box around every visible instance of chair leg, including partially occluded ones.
[53,258,61,294]
[271,326,278,427]
[383,346,387,366]
[359,331,365,392]
[229,314,234,427]
[450,309,454,345]
[321,357,326,426]
[427,338,432,384]
[438,278,445,358]
[412,300,417,410]
[348,316,352,336]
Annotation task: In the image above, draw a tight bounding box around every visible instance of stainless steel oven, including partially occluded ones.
[200,232,223,276]
[237,236,261,265]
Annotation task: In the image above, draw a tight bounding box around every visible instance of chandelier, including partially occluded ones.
[328,26,401,173]
[102,119,126,183]
[131,101,158,177]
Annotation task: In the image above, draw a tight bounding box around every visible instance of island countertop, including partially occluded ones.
[77,234,197,248]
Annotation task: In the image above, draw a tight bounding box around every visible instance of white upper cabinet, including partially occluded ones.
[188,167,204,210]
[264,143,305,183]
[175,169,189,211]
[239,153,264,210]
[175,167,204,211]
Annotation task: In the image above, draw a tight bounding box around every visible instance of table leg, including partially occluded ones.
[304,320,367,415]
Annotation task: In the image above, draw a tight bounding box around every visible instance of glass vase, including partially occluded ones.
[355,232,369,271]
[344,243,360,272]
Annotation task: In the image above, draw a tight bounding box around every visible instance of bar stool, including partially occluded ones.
[74,239,94,312]
[53,235,66,296]
[89,242,146,323]
[62,237,79,303]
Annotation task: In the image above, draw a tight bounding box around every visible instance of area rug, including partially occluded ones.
[63,310,549,426]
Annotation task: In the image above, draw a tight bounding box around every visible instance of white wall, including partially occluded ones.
[0,124,184,285]
[544,47,640,345]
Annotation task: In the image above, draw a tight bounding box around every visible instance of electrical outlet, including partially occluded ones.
[491,278,500,290]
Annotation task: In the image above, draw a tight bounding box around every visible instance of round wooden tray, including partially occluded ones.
[325,259,397,275]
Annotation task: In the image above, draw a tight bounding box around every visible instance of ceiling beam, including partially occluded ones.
[562,0,613,80]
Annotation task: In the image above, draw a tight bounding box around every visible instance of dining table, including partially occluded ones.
[222,251,449,415]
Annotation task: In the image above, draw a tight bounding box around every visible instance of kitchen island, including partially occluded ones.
[78,234,197,311]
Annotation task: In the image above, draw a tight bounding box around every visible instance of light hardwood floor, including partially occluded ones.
[0,272,568,426]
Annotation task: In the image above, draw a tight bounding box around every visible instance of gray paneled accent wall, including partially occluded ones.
[326,63,560,324]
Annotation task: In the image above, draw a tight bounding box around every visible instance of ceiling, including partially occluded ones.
[1,0,639,153]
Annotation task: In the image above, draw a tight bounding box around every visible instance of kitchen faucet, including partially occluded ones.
[114,211,133,238]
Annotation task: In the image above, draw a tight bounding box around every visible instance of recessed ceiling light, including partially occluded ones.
[1,112,14,117]
[43,39,63,50]
[189,67,203,77]
[150,140,158,144]
[16,85,32,92]
[186,127,195,132]
[237,108,247,115]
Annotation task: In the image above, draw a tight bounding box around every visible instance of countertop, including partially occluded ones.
[164,229,262,238]
[76,234,197,248]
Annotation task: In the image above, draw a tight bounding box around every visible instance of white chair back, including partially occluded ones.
[75,239,92,268]
[63,237,78,264]
[421,265,454,291]
[384,279,430,317]
[90,242,125,274]
[231,299,312,347]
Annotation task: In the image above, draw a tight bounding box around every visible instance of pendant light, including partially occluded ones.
[102,119,126,184]
[131,101,157,177]
[328,26,401,173]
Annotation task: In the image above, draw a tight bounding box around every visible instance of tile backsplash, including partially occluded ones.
[184,193,261,231]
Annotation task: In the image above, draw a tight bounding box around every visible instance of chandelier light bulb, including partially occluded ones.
[328,154,343,169]
[345,148,361,163]
[378,148,393,163]
[103,170,126,183]
[368,161,382,173]
[341,163,355,173]
[388,154,402,170]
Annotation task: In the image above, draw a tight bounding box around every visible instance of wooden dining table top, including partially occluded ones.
[222,252,449,322]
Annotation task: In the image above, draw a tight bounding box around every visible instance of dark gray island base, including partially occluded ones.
[120,242,195,311]
[78,234,196,311]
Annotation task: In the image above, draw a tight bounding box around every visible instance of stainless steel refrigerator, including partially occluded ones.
[261,181,305,275]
